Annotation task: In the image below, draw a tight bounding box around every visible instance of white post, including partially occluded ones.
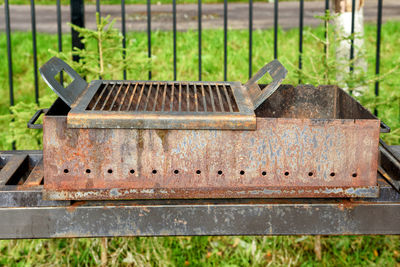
[334,0,366,95]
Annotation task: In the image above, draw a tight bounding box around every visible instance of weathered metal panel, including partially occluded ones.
[43,85,380,200]
[0,148,399,238]
[1,198,400,239]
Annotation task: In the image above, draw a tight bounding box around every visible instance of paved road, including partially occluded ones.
[0,1,399,33]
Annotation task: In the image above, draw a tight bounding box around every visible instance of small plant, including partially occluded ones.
[52,13,151,81]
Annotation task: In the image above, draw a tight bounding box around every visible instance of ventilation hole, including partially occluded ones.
[218,170,223,175]
[107,169,113,174]
[63,169,69,174]
[284,171,289,176]
[308,172,313,176]
[174,170,179,174]
[130,169,135,174]
[152,170,157,174]
[262,171,267,176]
[240,170,245,175]
[352,173,357,177]
[330,172,335,177]
[196,170,201,174]
[85,169,91,174]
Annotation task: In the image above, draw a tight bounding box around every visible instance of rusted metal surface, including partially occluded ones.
[0,154,28,185]
[42,85,380,200]
[40,57,287,130]
[44,186,379,200]
[0,151,68,207]
[22,158,43,188]
[1,148,400,238]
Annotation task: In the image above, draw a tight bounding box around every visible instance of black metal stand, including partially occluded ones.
[0,147,399,239]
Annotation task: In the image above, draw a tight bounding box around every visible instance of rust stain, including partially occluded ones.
[66,201,86,212]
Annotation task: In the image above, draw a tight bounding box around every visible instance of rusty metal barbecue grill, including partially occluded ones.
[29,57,385,200]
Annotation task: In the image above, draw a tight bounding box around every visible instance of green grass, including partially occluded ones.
[1,20,400,265]
[0,236,399,266]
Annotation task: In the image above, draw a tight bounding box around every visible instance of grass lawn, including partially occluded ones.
[0,19,399,265]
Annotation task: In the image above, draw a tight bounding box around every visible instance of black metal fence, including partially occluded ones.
[3,0,385,116]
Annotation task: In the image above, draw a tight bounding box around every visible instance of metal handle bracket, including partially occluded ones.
[380,121,390,133]
[27,108,48,129]
[39,57,88,107]
[244,59,288,110]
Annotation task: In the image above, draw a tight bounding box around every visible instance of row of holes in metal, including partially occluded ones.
[63,169,358,177]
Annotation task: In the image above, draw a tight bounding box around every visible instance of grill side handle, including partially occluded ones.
[244,59,288,110]
[39,57,88,107]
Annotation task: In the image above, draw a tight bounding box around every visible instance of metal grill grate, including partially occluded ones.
[86,82,240,113]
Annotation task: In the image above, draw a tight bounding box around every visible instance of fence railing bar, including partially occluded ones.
[95,0,101,79]
[274,0,278,59]
[71,0,85,63]
[121,0,127,80]
[57,0,63,84]
[249,0,253,78]
[96,0,100,17]
[350,0,356,74]
[173,0,177,80]
[30,0,39,104]
[324,0,329,58]
[198,0,202,81]
[374,0,383,116]
[223,0,228,81]
[298,0,304,83]
[5,0,14,108]
[147,0,152,80]
[4,0,15,150]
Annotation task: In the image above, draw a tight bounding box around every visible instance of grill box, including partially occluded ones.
[35,58,382,200]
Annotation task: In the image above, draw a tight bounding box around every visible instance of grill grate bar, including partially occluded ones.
[127,83,139,111]
[143,83,153,111]
[222,84,233,112]
[178,83,182,112]
[161,83,167,112]
[109,83,124,111]
[170,83,175,111]
[208,84,216,112]
[186,84,190,112]
[152,83,160,111]
[194,84,199,112]
[100,83,117,111]
[91,82,108,110]
[118,82,131,111]
[215,84,224,112]
[135,83,146,111]
[201,84,207,112]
